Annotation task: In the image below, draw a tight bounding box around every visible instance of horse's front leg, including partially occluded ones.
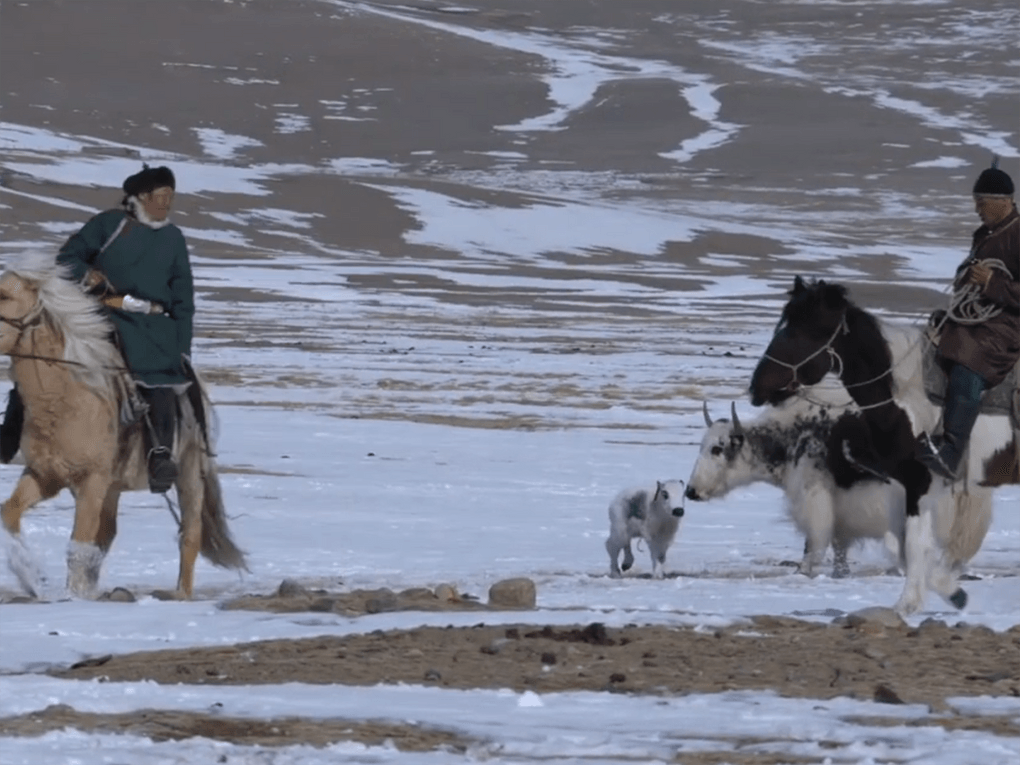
[894,461,937,615]
[67,474,113,599]
[2,470,60,598]
[896,510,932,615]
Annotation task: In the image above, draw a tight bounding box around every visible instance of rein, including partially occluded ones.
[766,310,901,412]
[767,257,1012,415]
[4,301,127,372]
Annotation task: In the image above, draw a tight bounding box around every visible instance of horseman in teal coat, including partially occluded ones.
[59,164,195,492]
[2,165,196,493]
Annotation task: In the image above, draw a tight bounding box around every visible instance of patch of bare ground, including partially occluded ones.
[0,705,475,753]
[13,708,1013,764]
[5,610,1013,755]
[46,615,1020,711]
[219,584,495,616]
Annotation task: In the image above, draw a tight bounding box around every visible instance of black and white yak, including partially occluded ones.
[685,394,908,578]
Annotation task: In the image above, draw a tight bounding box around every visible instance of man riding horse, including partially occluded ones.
[2,164,196,494]
[917,160,1020,479]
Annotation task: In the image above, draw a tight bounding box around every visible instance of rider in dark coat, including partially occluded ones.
[1,165,195,493]
[918,161,1020,479]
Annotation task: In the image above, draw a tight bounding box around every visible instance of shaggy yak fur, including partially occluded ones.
[686,397,908,578]
[605,480,686,579]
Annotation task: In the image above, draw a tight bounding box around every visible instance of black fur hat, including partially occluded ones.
[122,164,176,197]
[972,157,1014,197]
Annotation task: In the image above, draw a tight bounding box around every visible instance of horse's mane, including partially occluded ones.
[6,251,126,393]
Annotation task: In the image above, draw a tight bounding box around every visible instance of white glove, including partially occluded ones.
[121,294,153,313]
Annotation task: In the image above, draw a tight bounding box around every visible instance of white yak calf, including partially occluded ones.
[685,397,905,578]
[606,480,686,579]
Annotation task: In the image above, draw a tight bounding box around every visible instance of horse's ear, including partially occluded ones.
[791,275,806,295]
[821,282,849,309]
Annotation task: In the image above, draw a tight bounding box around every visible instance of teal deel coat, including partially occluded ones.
[57,208,195,386]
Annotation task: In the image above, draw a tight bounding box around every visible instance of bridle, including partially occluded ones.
[1,291,131,374]
[1,299,93,369]
[0,299,44,333]
[1,298,77,368]
[763,310,902,412]
[761,312,849,393]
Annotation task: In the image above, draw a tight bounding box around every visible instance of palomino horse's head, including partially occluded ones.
[0,255,124,392]
[0,271,43,356]
[749,276,851,406]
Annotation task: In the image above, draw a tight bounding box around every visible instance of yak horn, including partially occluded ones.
[702,401,713,427]
[730,402,745,437]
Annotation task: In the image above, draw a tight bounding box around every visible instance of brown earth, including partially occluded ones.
[44,606,1020,712]
[2,589,1017,756]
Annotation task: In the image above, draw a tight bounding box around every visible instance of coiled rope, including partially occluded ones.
[941,258,1011,326]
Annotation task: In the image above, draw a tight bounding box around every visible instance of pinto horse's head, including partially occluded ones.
[749,276,851,406]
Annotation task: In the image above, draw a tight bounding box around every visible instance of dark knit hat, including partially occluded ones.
[972,157,1014,197]
[122,164,176,197]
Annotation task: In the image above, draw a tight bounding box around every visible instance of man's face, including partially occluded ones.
[139,186,175,221]
[974,195,1012,227]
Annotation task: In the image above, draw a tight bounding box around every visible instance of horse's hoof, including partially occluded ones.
[98,587,136,603]
[949,588,968,610]
[7,538,45,599]
[150,588,186,601]
[894,596,921,616]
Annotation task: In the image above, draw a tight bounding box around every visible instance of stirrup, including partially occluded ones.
[916,433,957,480]
[147,447,178,493]
[841,440,891,483]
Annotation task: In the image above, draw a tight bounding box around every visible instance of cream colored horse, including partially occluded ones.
[0,253,246,599]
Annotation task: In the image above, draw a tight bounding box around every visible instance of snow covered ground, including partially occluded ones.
[1,0,1018,762]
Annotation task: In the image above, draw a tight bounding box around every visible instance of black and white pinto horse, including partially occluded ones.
[749,277,1011,614]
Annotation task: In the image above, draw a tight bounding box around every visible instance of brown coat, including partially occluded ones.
[938,207,1020,387]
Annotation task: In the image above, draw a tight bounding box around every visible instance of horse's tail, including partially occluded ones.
[188,370,247,572]
[941,490,993,568]
[199,454,248,572]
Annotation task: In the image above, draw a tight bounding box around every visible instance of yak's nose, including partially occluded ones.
[672,507,685,518]
[684,486,699,501]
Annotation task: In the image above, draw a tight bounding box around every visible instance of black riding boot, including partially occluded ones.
[917,364,986,479]
[0,385,24,464]
[139,386,179,493]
